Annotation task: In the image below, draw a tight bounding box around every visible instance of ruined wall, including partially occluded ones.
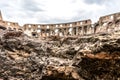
[95,12,120,33]
[23,19,92,38]
[22,11,120,38]
[3,21,22,31]
[0,11,21,31]
[1,10,120,38]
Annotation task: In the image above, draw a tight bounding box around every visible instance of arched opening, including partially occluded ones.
[107,22,114,32]
[78,27,82,35]
[83,26,87,35]
[115,20,120,30]
[8,27,12,31]
[0,25,6,30]
[55,29,59,35]
[37,29,41,33]
[94,23,99,33]
[32,32,38,38]
[69,27,73,35]
[46,29,50,36]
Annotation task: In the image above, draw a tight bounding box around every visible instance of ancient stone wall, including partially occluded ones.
[23,19,92,38]
[0,10,120,38]
[0,20,21,31]
[0,11,22,31]
[97,13,120,33]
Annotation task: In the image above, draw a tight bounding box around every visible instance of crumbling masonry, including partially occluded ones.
[0,11,120,38]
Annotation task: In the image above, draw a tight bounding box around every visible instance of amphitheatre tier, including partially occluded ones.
[0,11,120,38]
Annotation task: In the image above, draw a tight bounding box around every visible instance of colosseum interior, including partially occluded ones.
[0,11,120,38]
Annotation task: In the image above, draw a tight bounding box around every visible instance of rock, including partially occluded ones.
[0,30,120,80]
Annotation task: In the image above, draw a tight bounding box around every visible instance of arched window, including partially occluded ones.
[60,24,62,27]
[110,15,114,20]
[38,25,40,28]
[56,25,58,27]
[47,25,49,29]
[7,22,10,26]
[80,22,82,25]
[37,29,41,33]
[28,25,31,28]
[70,24,72,27]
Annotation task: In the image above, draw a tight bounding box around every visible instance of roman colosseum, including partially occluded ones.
[0,10,120,38]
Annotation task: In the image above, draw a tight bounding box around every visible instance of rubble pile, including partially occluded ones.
[0,29,120,80]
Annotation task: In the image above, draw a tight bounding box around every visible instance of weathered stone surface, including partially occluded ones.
[0,30,120,80]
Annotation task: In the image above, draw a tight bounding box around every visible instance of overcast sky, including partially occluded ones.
[0,0,120,26]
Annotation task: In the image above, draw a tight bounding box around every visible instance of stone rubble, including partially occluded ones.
[0,29,120,80]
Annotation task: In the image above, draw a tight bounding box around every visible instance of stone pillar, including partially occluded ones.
[51,30,53,36]
[82,26,84,35]
[50,30,52,36]
[65,28,68,36]
[45,30,47,37]
[63,29,65,37]
[62,29,64,36]
[71,28,74,36]
[87,26,89,34]
[66,28,68,36]
[74,28,76,36]
[66,28,67,36]
[39,32,41,37]
[77,27,80,36]
[87,26,90,34]
[52,30,54,36]
[58,29,60,36]
[78,27,81,36]
[41,31,43,37]
[48,30,50,36]
[86,26,88,35]
[76,27,79,36]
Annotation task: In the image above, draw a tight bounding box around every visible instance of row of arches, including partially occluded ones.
[24,25,95,38]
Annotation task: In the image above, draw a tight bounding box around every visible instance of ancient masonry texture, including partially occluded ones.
[0,11,120,38]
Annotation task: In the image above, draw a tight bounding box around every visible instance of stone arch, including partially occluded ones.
[32,32,38,38]
[59,29,64,36]
[8,27,12,31]
[46,29,50,36]
[107,22,114,32]
[83,26,87,35]
[94,23,99,33]
[68,27,73,35]
[63,28,67,36]
[87,25,92,34]
[55,28,59,35]
[72,27,76,35]
[41,29,46,37]
[115,20,120,30]
[78,27,82,35]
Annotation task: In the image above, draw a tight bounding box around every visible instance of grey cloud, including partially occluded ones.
[19,0,45,20]
[0,0,120,25]
[37,17,71,24]
[83,0,107,5]
[21,0,44,12]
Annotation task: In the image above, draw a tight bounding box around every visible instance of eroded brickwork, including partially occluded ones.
[23,20,92,37]
[0,11,22,31]
[0,10,120,38]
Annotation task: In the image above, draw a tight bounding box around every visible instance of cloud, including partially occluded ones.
[0,0,120,26]
[83,0,107,5]
[21,0,44,12]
